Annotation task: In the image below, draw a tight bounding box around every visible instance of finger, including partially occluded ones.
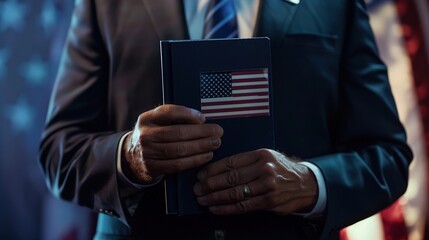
[139,105,205,126]
[197,150,265,180]
[144,124,223,143]
[196,177,273,206]
[208,193,278,215]
[143,136,221,159]
[194,163,261,196]
[145,152,214,175]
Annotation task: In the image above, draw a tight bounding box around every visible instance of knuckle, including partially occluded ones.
[224,156,236,169]
[175,143,187,157]
[263,177,277,191]
[256,148,270,156]
[261,163,276,178]
[176,125,188,140]
[154,105,167,114]
[170,160,183,172]
[236,201,247,213]
[138,130,149,144]
[138,110,151,121]
[154,105,171,118]
[257,148,273,161]
[136,114,145,125]
[226,170,239,186]
[229,187,241,201]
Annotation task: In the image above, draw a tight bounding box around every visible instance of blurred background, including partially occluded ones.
[0,0,428,239]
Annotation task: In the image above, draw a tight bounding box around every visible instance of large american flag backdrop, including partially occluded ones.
[342,0,429,240]
[0,0,428,240]
[0,0,94,240]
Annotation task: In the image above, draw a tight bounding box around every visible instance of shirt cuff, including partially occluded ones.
[297,161,327,218]
[117,131,163,189]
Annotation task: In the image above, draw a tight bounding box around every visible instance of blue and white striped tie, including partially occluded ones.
[203,0,238,39]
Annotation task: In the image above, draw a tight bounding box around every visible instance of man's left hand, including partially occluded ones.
[193,149,318,215]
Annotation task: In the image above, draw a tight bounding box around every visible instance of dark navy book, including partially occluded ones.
[160,38,274,215]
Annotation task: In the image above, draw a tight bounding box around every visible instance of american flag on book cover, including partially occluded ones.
[341,0,429,240]
[200,69,270,120]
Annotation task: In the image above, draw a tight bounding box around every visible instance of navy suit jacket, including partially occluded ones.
[39,0,412,239]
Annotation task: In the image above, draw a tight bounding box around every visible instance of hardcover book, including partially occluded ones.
[161,37,274,215]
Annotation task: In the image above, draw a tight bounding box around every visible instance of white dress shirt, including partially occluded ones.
[183,0,260,39]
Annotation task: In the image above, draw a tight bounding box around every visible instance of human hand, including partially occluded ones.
[122,104,223,184]
[193,149,317,215]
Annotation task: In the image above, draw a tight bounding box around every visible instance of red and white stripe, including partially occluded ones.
[201,69,270,119]
[342,0,429,239]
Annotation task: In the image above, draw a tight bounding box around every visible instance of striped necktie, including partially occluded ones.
[203,0,239,39]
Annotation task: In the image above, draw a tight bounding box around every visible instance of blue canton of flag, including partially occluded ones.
[201,72,232,98]
[200,69,270,120]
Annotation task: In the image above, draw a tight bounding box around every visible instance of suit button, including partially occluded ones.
[214,230,226,240]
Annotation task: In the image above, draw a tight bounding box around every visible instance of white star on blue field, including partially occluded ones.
[0,1,92,239]
[21,57,48,85]
[0,49,8,80]
[40,0,57,33]
[0,0,28,32]
[5,98,34,133]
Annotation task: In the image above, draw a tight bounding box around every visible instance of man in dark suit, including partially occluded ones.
[39,0,412,239]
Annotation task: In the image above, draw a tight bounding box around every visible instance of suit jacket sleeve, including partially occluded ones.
[39,0,135,226]
[306,0,413,237]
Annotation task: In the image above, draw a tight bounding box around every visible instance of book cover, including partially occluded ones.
[161,38,274,215]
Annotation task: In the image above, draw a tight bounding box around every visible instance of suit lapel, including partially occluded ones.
[255,0,300,38]
[141,0,189,40]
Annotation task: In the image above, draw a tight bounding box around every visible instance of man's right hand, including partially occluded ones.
[122,104,223,184]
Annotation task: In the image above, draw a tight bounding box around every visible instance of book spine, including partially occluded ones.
[160,41,178,215]
[161,41,173,104]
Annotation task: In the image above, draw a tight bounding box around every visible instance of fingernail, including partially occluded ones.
[193,183,202,196]
[204,152,214,162]
[217,126,224,137]
[209,206,220,214]
[197,111,206,122]
[211,138,221,148]
[197,196,207,206]
[197,169,207,180]
[190,109,205,122]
